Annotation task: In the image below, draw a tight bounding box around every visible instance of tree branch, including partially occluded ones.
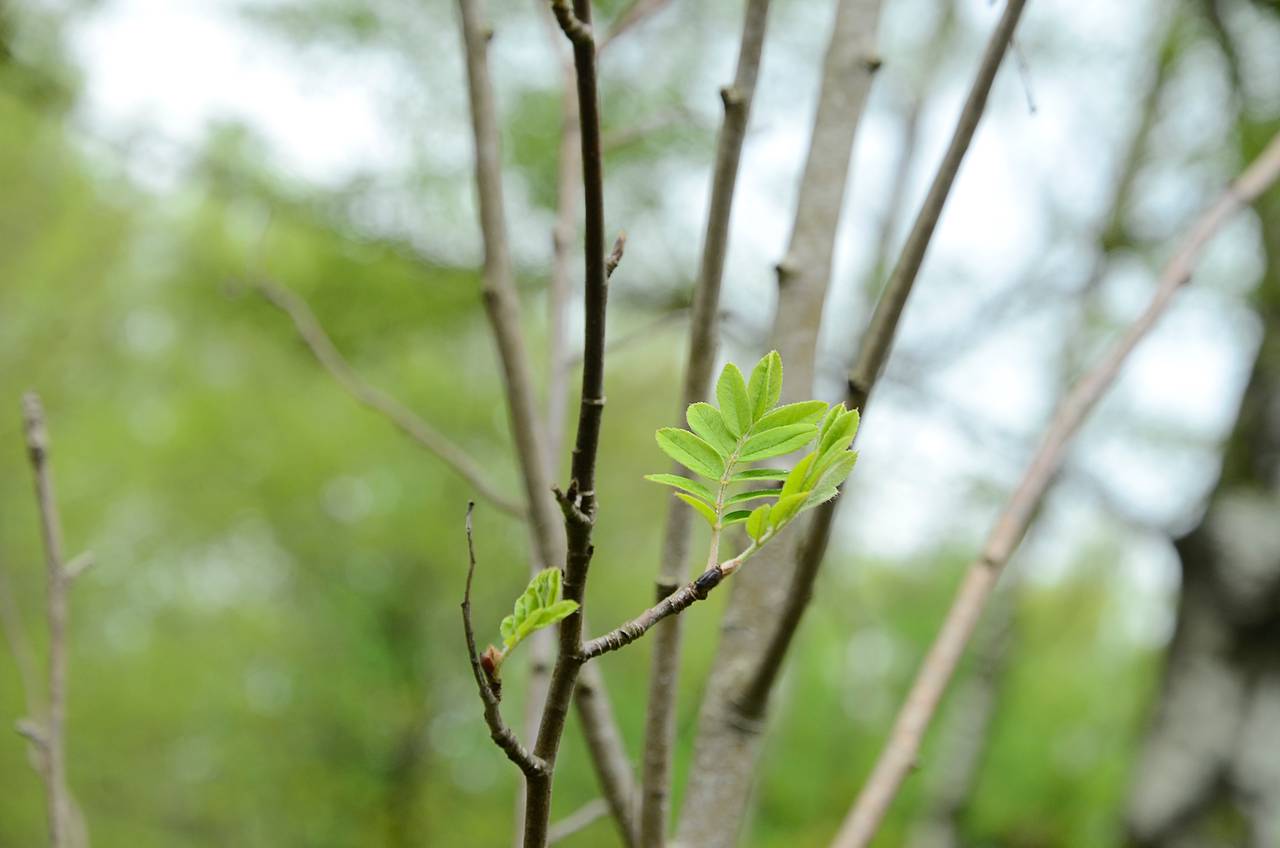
[525,1,615,844]
[458,3,638,842]
[548,798,609,844]
[22,392,71,848]
[676,2,884,842]
[736,0,1029,721]
[640,0,772,841]
[584,552,747,661]
[456,0,568,570]
[256,279,525,519]
[462,505,549,779]
[599,0,673,52]
[830,128,1280,848]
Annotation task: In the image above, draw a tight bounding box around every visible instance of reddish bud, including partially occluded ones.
[480,645,503,701]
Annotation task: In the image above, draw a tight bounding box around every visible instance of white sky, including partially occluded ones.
[58,0,1271,646]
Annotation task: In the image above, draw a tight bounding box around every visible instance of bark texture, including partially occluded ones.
[673,2,884,844]
[1126,127,1280,848]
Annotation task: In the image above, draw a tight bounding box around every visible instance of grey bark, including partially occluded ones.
[1126,132,1280,848]
[673,2,884,844]
[640,1,773,843]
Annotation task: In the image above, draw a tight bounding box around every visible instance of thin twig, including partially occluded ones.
[548,798,610,844]
[524,0,614,844]
[256,279,525,519]
[584,554,743,660]
[640,1,772,841]
[830,129,1280,848]
[675,2,884,843]
[456,0,568,567]
[550,0,593,46]
[462,504,549,778]
[458,3,639,842]
[563,307,688,371]
[22,392,71,848]
[599,0,673,52]
[736,0,1030,726]
[543,10,581,474]
[847,0,1029,413]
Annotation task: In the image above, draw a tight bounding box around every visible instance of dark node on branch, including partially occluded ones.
[606,231,627,278]
[863,54,883,73]
[691,566,724,600]
[482,25,495,43]
[719,85,743,110]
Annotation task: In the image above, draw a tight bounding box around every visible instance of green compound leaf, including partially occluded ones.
[745,504,771,542]
[770,491,810,528]
[644,473,718,504]
[730,468,790,482]
[811,450,859,494]
[725,488,778,506]
[501,568,579,652]
[747,350,783,421]
[676,492,719,527]
[656,428,725,480]
[818,407,859,458]
[739,423,818,462]
[817,404,843,440]
[781,453,815,499]
[716,362,753,437]
[686,402,738,458]
[755,400,827,432]
[722,509,754,526]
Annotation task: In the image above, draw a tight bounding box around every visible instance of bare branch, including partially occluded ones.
[256,279,525,519]
[831,129,1280,848]
[599,0,673,52]
[736,0,1030,730]
[462,504,549,779]
[550,0,593,46]
[636,1,773,840]
[564,307,688,371]
[62,553,94,583]
[847,0,1028,413]
[15,717,46,750]
[548,798,610,844]
[676,1,884,842]
[601,109,694,153]
[22,392,71,848]
[524,1,619,845]
[570,664,639,846]
[456,3,588,840]
[543,29,581,474]
[456,0,568,569]
[584,555,743,661]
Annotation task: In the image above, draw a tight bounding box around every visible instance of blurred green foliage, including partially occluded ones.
[0,11,1167,848]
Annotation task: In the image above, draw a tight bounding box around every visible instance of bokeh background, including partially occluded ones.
[2,0,1279,845]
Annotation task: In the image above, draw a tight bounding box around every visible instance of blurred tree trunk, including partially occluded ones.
[1126,124,1280,848]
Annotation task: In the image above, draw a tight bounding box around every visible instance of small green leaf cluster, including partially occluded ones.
[646,351,859,548]
[492,568,578,672]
